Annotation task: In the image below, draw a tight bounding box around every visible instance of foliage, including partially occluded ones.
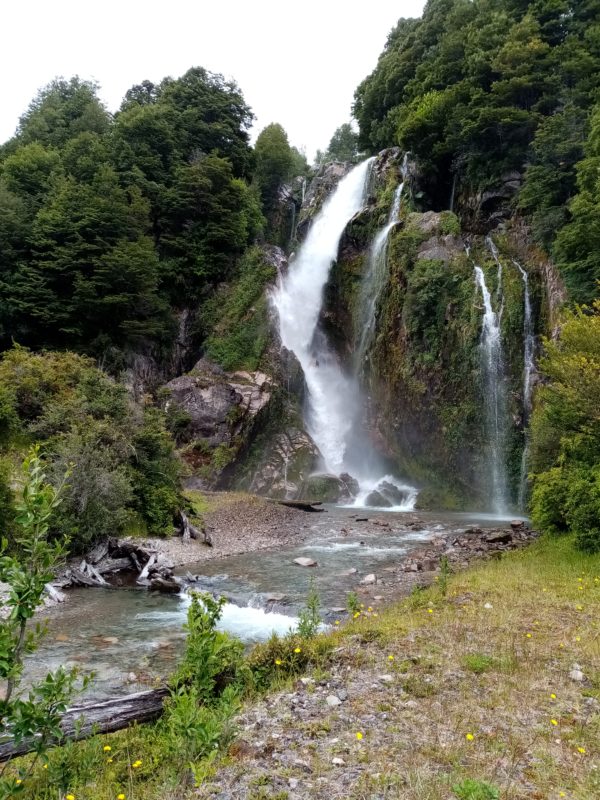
[530,301,600,551]
[354,0,600,244]
[0,66,265,357]
[202,246,277,370]
[452,779,500,800]
[0,347,182,551]
[325,123,360,163]
[253,123,294,215]
[297,578,322,639]
[0,449,91,798]
[173,592,247,700]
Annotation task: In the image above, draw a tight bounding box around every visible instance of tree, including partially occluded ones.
[253,123,294,215]
[16,77,110,149]
[326,123,360,163]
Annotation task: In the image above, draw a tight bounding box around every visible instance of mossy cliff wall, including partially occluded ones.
[322,150,551,509]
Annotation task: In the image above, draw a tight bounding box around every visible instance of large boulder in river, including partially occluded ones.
[299,473,346,504]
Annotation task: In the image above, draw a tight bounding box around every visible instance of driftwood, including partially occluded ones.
[178,511,213,547]
[276,500,325,513]
[0,687,170,762]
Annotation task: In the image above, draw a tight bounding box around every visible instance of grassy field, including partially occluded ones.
[6,536,600,799]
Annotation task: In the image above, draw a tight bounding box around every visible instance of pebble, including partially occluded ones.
[569,669,585,682]
[378,674,394,683]
[288,778,299,789]
[294,557,318,567]
[326,695,342,707]
[332,757,345,766]
[361,573,377,585]
[484,602,493,609]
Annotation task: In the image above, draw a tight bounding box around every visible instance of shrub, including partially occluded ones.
[297,578,322,639]
[452,779,499,800]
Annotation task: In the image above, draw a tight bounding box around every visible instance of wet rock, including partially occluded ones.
[339,472,360,498]
[300,473,345,503]
[485,531,512,544]
[364,490,392,508]
[294,557,318,567]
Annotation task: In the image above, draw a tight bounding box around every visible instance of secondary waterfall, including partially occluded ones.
[272,159,417,510]
[474,247,510,515]
[514,259,535,509]
[356,153,408,371]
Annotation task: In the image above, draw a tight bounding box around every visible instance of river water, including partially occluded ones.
[26,507,520,700]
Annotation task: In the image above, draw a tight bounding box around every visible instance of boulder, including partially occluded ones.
[364,490,392,508]
[361,573,377,585]
[300,473,346,504]
[294,557,318,567]
[484,531,512,544]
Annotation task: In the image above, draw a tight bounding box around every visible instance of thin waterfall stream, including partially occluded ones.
[514,259,535,508]
[475,238,511,515]
[272,159,417,509]
[356,153,408,371]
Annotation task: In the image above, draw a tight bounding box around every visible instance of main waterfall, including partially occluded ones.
[272,160,417,509]
[475,241,510,515]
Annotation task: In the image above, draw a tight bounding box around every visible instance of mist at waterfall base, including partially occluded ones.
[272,158,417,511]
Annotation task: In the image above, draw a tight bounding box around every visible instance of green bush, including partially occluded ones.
[452,779,499,800]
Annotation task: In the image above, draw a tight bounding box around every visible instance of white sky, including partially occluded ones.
[2,0,426,160]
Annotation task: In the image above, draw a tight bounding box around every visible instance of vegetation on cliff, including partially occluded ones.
[354,0,600,303]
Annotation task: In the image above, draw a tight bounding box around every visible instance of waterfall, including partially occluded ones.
[514,259,535,509]
[272,159,417,510]
[474,258,510,516]
[356,153,409,371]
[449,173,457,213]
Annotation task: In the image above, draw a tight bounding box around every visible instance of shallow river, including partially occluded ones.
[26,507,519,699]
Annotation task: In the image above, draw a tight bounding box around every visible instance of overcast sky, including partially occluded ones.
[2,0,426,159]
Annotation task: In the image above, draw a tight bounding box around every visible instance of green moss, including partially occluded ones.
[203,246,277,371]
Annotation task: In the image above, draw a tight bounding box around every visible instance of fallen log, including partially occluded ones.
[276,500,325,513]
[0,686,170,762]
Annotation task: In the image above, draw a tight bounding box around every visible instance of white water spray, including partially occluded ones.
[474,260,510,515]
[356,153,408,370]
[272,159,417,509]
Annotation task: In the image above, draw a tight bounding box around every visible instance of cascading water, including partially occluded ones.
[474,250,510,515]
[356,153,408,371]
[272,159,417,510]
[514,259,536,509]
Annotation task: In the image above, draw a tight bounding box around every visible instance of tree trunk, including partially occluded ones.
[0,687,169,762]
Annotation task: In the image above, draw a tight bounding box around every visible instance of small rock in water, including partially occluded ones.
[373,595,384,601]
[127,672,137,682]
[102,636,119,644]
[266,593,286,602]
[361,573,377,585]
[326,695,342,707]
[294,557,318,567]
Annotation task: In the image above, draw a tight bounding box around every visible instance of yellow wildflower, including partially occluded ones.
[117,795,126,800]
[388,654,394,661]
[427,608,433,614]
[466,733,474,741]
[132,760,142,769]
[367,607,373,612]
[103,745,112,752]
[15,779,22,785]
[334,620,340,625]
[575,636,581,642]
[550,693,557,700]
[551,719,558,726]
[275,659,282,665]
[66,795,75,800]
[373,612,378,617]
[294,647,301,654]
[577,746,586,754]
[576,605,583,611]
[107,758,113,763]
[356,732,363,740]
[353,612,360,618]
[526,633,532,638]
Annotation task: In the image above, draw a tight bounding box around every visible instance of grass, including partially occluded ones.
[6,535,600,799]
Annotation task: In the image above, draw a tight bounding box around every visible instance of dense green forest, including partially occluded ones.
[355,0,600,302]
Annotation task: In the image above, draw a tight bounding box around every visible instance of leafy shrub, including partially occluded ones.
[297,578,322,639]
[452,779,499,800]
[247,632,333,692]
[173,592,247,701]
[0,347,182,551]
[530,302,600,551]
